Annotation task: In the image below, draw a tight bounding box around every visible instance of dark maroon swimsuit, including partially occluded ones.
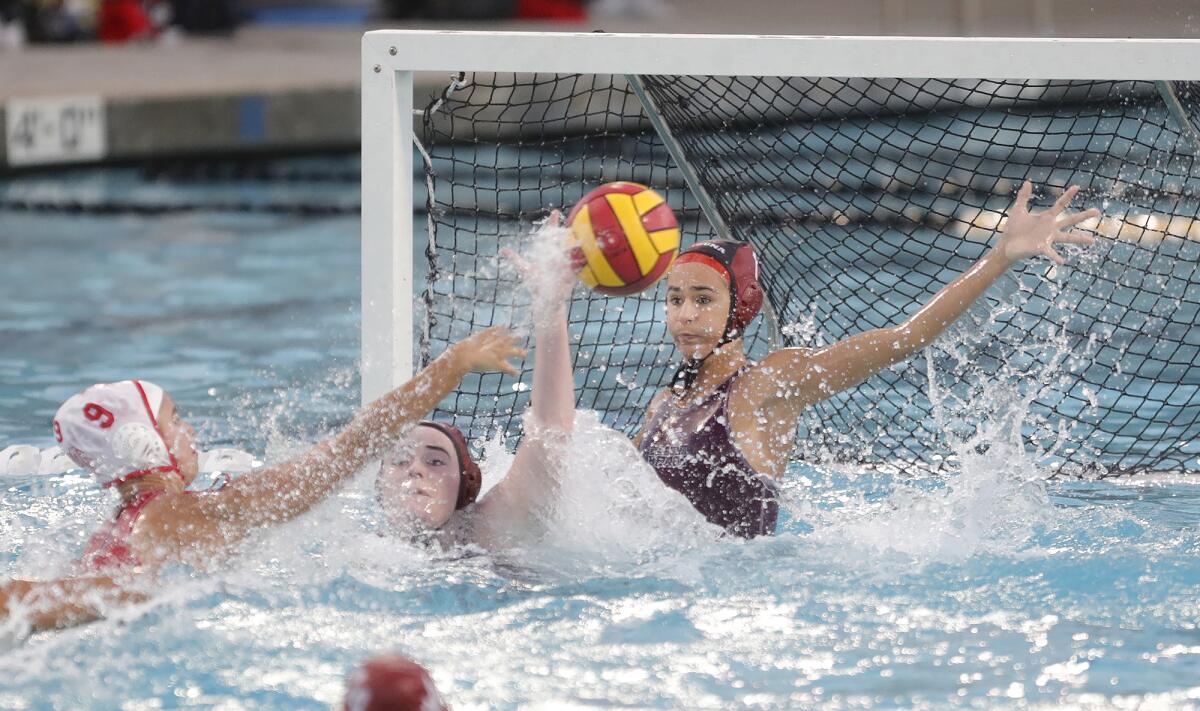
[638,370,780,538]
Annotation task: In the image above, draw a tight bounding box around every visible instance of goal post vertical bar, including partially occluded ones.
[361,38,414,405]
[626,74,785,348]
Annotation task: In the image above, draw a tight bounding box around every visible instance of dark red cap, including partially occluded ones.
[674,240,763,342]
[344,655,447,711]
[418,422,481,510]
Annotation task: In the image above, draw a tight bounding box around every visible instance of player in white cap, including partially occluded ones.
[0,326,523,634]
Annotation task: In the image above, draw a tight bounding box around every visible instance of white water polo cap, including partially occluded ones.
[53,380,180,488]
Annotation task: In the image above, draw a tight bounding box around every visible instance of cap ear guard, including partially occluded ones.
[677,239,763,341]
[454,450,482,510]
[53,380,178,488]
[111,423,170,470]
[730,249,763,337]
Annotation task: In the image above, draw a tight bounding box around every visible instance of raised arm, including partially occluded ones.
[472,241,577,531]
[750,182,1100,421]
[159,327,525,539]
[529,283,575,430]
[0,576,147,634]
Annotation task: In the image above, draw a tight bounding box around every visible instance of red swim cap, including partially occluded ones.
[344,655,447,711]
[418,422,481,509]
[674,240,763,342]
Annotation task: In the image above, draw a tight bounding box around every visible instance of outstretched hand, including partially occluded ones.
[451,326,526,376]
[500,209,579,308]
[998,182,1100,265]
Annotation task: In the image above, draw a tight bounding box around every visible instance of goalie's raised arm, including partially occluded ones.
[625,182,1099,539]
[749,182,1100,422]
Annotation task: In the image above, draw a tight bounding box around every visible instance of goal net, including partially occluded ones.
[365,33,1200,478]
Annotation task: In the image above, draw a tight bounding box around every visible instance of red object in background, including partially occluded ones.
[98,0,154,43]
[517,0,587,20]
[344,655,448,711]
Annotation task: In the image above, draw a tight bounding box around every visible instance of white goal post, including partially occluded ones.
[359,30,1200,404]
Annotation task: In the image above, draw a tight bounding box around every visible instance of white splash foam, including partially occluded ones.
[807,319,1074,565]
[484,411,720,573]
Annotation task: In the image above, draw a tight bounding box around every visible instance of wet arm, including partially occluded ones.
[754,183,1099,421]
[475,300,574,526]
[530,298,575,431]
[205,331,519,530]
[0,576,146,633]
[758,246,1015,419]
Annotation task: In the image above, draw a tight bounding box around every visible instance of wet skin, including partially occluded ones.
[376,425,461,531]
[154,395,200,485]
[665,261,732,362]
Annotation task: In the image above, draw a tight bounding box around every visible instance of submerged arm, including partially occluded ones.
[752,182,1100,421]
[188,327,524,534]
[0,576,146,633]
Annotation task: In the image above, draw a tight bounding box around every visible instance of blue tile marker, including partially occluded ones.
[239,95,266,143]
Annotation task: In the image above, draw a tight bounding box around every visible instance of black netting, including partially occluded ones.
[419,73,1200,478]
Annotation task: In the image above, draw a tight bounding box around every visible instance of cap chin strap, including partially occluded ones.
[670,338,742,397]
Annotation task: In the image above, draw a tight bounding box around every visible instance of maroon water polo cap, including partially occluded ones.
[418,421,482,509]
[674,240,763,343]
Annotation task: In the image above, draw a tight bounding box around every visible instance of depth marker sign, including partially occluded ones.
[6,96,107,167]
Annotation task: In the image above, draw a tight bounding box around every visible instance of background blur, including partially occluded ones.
[2,0,1199,171]
[4,0,1200,42]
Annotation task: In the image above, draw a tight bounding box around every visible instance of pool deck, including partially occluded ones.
[1,0,1196,171]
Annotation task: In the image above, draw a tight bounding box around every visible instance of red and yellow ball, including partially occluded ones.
[566,182,680,296]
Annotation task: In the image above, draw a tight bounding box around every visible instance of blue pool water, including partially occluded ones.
[2,163,1200,709]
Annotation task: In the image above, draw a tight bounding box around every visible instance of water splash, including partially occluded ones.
[546,411,718,559]
[802,275,1097,565]
[472,411,720,576]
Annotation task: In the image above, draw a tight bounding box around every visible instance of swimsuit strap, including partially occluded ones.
[715,362,756,414]
[644,363,755,439]
[686,363,752,405]
[82,488,170,571]
[108,488,168,538]
[119,488,167,518]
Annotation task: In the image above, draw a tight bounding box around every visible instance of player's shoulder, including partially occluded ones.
[731,348,814,399]
[751,346,818,379]
[137,489,200,529]
[646,387,672,414]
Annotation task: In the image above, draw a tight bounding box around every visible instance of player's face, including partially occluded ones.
[157,395,199,485]
[665,262,732,360]
[376,426,460,531]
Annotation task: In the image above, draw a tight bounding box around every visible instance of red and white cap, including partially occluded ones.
[52,379,180,488]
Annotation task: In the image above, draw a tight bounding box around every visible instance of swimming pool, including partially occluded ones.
[2,160,1200,709]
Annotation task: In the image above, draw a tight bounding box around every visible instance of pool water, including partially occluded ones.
[2,162,1200,709]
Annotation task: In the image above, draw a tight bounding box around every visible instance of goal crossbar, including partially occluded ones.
[365,31,1200,80]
